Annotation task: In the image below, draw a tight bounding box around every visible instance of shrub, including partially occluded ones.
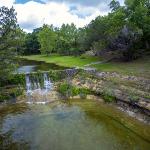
[129,95,139,102]
[0,87,24,102]
[57,83,72,98]
[103,94,116,102]
[57,82,91,99]
[102,88,116,102]
[79,88,91,99]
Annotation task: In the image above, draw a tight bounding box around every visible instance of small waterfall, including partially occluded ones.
[44,73,52,92]
[26,74,32,95]
[25,72,53,104]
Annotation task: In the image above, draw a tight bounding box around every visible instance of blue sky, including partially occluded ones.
[0,0,124,32]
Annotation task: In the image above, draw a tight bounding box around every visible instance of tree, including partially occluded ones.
[109,0,121,12]
[55,23,80,55]
[0,6,19,84]
[23,28,41,55]
[125,0,150,49]
[38,24,56,55]
[16,27,26,55]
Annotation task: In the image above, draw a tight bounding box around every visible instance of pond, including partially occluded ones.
[17,59,69,73]
[0,100,150,150]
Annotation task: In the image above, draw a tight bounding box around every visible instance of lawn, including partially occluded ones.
[22,54,101,67]
[92,56,150,78]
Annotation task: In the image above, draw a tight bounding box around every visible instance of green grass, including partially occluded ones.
[22,54,150,77]
[22,54,101,67]
[92,56,150,78]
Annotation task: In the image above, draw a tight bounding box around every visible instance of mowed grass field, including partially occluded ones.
[22,54,101,67]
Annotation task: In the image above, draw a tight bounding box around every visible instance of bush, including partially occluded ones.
[48,70,66,82]
[57,83,72,98]
[102,88,116,102]
[57,82,91,99]
[79,88,90,99]
[103,94,116,102]
[0,87,24,102]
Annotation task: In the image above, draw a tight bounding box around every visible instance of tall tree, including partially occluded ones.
[56,23,80,55]
[109,0,121,12]
[38,24,56,55]
[23,28,41,55]
[125,0,150,49]
[0,6,19,84]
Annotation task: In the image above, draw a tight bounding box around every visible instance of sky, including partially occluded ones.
[0,0,124,32]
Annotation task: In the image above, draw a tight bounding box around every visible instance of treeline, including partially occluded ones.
[20,23,85,56]
[19,0,150,61]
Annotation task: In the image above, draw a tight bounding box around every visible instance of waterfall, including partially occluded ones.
[26,74,32,95]
[25,73,53,104]
[44,73,52,92]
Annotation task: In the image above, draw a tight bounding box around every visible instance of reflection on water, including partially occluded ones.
[0,100,150,150]
[17,59,69,73]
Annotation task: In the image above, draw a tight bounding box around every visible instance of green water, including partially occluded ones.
[17,59,69,73]
[0,100,150,150]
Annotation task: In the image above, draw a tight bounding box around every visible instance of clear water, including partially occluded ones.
[17,59,69,73]
[0,100,150,150]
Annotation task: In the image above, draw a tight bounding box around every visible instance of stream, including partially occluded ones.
[0,59,149,150]
[0,100,150,150]
[17,59,69,73]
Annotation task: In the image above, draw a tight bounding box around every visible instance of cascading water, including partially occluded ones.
[43,73,52,92]
[25,72,53,104]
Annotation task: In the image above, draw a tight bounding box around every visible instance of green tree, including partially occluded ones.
[16,27,26,55]
[0,6,19,84]
[109,0,121,12]
[23,28,41,55]
[56,23,79,55]
[125,0,150,49]
[38,24,56,55]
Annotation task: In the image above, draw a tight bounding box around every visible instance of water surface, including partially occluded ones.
[17,59,69,73]
[0,100,150,150]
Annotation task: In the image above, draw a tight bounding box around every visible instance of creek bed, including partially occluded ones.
[0,99,150,150]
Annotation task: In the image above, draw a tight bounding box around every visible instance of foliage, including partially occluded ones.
[0,6,19,83]
[0,87,24,102]
[38,24,56,55]
[129,95,139,102]
[109,0,121,12]
[57,82,90,99]
[81,0,150,60]
[48,70,66,82]
[17,0,149,61]
[103,94,116,103]
[23,28,41,55]
[55,23,81,55]
[78,88,91,99]
[57,82,72,98]
[102,88,116,102]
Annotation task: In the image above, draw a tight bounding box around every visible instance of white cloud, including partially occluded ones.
[0,0,15,7]
[14,1,105,32]
[0,0,110,32]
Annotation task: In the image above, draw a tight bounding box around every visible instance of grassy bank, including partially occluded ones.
[92,56,150,78]
[22,54,150,77]
[22,54,101,67]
